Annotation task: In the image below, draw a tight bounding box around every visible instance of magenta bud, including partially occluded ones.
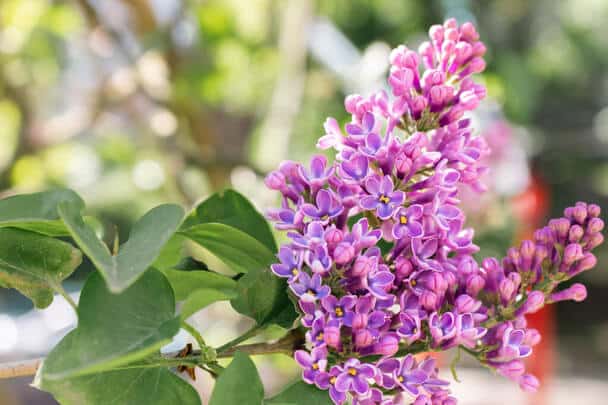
[323,326,341,348]
[549,218,570,240]
[568,225,584,243]
[496,360,525,379]
[466,274,485,296]
[549,283,587,303]
[587,217,604,234]
[455,294,477,313]
[324,227,343,244]
[421,291,438,311]
[351,313,368,330]
[467,57,486,74]
[373,333,399,356]
[395,155,412,175]
[521,291,545,315]
[352,256,374,277]
[518,374,540,393]
[264,171,285,190]
[428,272,448,293]
[572,205,588,224]
[499,278,515,303]
[333,243,355,265]
[395,257,413,279]
[570,253,597,276]
[460,22,479,42]
[520,240,535,261]
[587,204,601,218]
[525,329,542,346]
[354,329,374,348]
[562,243,583,265]
[586,232,604,250]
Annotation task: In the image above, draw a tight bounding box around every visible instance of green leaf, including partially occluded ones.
[153,235,186,270]
[184,189,277,252]
[181,288,237,319]
[41,269,180,380]
[163,269,238,319]
[163,269,237,300]
[265,381,333,405]
[0,228,82,308]
[35,363,200,405]
[209,352,264,405]
[230,263,294,327]
[0,188,84,236]
[58,202,184,293]
[179,223,275,275]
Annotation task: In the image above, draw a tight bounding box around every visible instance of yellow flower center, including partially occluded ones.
[410,279,417,287]
[291,268,299,276]
[379,195,390,204]
[400,215,408,225]
[348,368,358,376]
[330,376,337,385]
[397,375,404,383]
[312,363,319,370]
[321,214,330,221]
[335,307,344,317]
[316,332,324,341]
[307,289,316,296]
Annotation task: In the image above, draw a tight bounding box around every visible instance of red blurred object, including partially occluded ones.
[512,173,553,405]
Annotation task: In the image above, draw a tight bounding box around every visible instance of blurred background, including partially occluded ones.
[0,0,607,404]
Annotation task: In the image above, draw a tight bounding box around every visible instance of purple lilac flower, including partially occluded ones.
[290,272,330,303]
[334,358,376,395]
[360,176,405,220]
[322,295,357,326]
[271,246,303,281]
[301,189,343,222]
[264,17,603,405]
[315,367,347,405]
[392,204,424,239]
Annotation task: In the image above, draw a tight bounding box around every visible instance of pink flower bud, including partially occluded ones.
[549,283,587,303]
[587,204,601,218]
[333,243,355,265]
[324,227,343,244]
[354,329,374,348]
[587,217,604,233]
[499,278,515,303]
[568,225,584,243]
[455,294,479,313]
[264,171,285,190]
[518,374,540,393]
[421,291,439,311]
[323,326,341,348]
[373,333,399,356]
[496,360,525,379]
[395,256,413,279]
[520,291,545,315]
[466,274,485,296]
[352,256,374,277]
[351,313,368,330]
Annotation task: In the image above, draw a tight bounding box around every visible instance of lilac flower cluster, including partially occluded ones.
[265,19,604,405]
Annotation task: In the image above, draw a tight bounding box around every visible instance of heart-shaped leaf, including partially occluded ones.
[35,362,201,405]
[179,223,275,275]
[209,351,264,405]
[0,228,82,308]
[0,188,84,236]
[183,189,276,252]
[163,269,238,319]
[265,381,333,405]
[41,269,180,380]
[58,202,184,293]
